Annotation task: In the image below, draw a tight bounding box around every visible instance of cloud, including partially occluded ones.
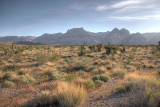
[97,15,160,21]
[96,0,145,11]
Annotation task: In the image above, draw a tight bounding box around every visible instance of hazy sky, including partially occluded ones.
[0,0,160,36]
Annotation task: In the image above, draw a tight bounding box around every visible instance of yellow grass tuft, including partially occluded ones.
[53,81,87,107]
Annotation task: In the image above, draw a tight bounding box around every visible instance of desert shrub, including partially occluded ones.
[67,58,93,72]
[50,54,60,62]
[72,65,88,71]
[126,73,160,107]
[38,74,49,82]
[3,80,15,87]
[92,75,110,82]
[85,80,95,89]
[86,66,97,72]
[100,75,110,82]
[36,90,54,106]
[103,60,110,65]
[76,71,86,76]
[19,75,35,84]
[3,64,17,71]
[0,70,2,78]
[112,70,125,79]
[116,82,134,93]
[2,72,19,81]
[147,92,152,101]
[157,70,160,76]
[92,75,101,81]
[94,80,105,87]
[101,54,108,59]
[45,71,65,81]
[125,65,136,72]
[34,52,60,64]
[65,73,77,81]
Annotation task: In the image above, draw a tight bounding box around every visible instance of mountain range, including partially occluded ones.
[0,28,160,45]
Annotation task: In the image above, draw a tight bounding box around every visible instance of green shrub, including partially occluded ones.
[157,70,160,76]
[92,75,110,82]
[51,71,65,80]
[95,80,105,87]
[116,82,133,93]
[65,73,77,81]
[3,80,15,87]
[0,70,2,78]
[147,92,152,101]
[72,65,88,71]
[2,72,19,81]
[77,70,86,75]
[45,71,65,81]
[85,80,95,89]
[87,66,97,72]
[20,75,35,84]
[100,75,110,82]
[112,70,125,79]
[50,54,60,62]
[34,52,60,64]
[38,74,49,82]
[92,75,100,81]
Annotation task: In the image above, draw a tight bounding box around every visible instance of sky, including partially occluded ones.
[0,0,160,36]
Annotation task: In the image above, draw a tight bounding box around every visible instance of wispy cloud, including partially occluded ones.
[96,0,145,11]
[97,15,160,21]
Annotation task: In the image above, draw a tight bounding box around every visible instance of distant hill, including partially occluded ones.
[0,28,160,45]
[0,41,12,46]
[13,41,46,45]
[0,36,36,42]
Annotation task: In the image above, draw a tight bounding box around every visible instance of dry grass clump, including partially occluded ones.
[53,82,87,107]
[124,73,160,107]
[25,81,87,107]
[111,70,125,79]
[1,72,35,87]
[34,51,60,64]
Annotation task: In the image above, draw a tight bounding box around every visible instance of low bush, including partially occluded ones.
[0,70,2,78]
[34,52,60,64]
[2,72,19,82]
[92,75,100,81]
[116,82,133,93]
[94,80,105,87]
[92,75,110,82]
[65,73,77,81]
[19,75,35,84]
[85,80,95,89]
[100,75,110,82]
[157,70,160,76]
[45,71,65,81]
[112,70,125,79]
[3,80,15,87]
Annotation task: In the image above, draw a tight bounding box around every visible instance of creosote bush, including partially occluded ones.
[92,75,110,82]
[112,70,125,79]
[85,80,95,89]
[157,70,160,76]
[116,82,134,93]
[45,71,65,81]
[34,52,60,64]
[94,80,105,87]
[3,80,15,87]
